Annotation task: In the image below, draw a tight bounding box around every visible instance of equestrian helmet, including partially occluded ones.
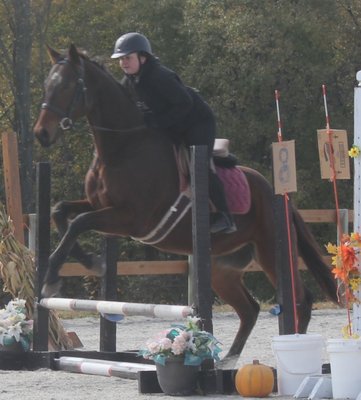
[111,32,152,58]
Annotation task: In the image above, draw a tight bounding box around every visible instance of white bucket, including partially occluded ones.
[327,339,361,399]
[272,334,323,396]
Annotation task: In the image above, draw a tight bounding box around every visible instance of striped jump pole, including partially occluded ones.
[55,356,156,380]
[40,298,194,319]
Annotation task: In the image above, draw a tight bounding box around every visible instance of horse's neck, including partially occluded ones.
[86,63,142,130]
[84,62,178,188]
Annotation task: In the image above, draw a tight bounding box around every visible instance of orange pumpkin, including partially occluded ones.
[235,359,274,397]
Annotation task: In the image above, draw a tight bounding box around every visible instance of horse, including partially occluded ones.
[33,44,338,362]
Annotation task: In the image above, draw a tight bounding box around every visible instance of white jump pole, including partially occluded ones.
[55,356,156,379]
[353,71,361,334]
[40,298,194,319]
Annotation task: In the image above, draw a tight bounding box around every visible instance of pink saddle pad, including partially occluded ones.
[215,166,251,214]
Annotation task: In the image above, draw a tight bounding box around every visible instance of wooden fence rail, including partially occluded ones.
[54,209,353,277]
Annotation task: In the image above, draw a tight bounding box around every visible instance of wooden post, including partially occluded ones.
[1,131,24,244]
[189,146,213,335]
[353,72,361,333]
[99,237,118,352]
[33,162,50,351]
[273,195,298,334]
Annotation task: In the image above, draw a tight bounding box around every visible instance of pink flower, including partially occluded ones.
[159,337,172,351]
[172,334,188,355]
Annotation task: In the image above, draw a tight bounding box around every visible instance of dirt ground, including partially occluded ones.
[0,307,348,400]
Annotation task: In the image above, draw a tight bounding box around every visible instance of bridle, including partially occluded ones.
[41,58,87,131]
[41,56,147,134]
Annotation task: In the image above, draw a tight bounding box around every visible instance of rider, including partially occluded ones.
[111,32,236,234]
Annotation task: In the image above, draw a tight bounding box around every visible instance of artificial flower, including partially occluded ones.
[327,232,361,336]
[0,299,33,350]
[348,145,360,158]
[342,324,360,339]
[139,316,222,366]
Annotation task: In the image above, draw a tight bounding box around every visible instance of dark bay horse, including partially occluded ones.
[33,44,337,361]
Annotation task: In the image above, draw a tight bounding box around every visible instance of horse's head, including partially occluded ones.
[33,44,88,147]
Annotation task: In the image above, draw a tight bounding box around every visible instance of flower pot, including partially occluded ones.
[0,336,24,352]
[155,357,199,396]
[327,339,361,399]
[0,337,26,370]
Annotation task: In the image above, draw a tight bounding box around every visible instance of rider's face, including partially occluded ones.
[119,53,145,75]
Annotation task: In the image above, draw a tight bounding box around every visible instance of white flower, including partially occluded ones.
[0,300,33,345]
[188,340,197,353]
[7,322,22,342]
[187,316,201,325]
[0,319,11,329]
[0,327,6,345]
[21,320,33,335]
[11,299,26,308]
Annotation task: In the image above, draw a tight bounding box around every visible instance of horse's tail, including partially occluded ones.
[293,207,338,304]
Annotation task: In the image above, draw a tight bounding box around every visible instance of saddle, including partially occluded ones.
[177,139,251,214]
[132,139,251,245]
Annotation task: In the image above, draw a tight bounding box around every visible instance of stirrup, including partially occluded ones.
[210,213,237,234]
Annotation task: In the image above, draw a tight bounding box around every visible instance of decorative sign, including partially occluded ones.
[317,129,350,179]
[272,140,297,195]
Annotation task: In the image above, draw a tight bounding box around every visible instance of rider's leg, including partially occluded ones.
[184,120,236,234]
[208,169,236,233]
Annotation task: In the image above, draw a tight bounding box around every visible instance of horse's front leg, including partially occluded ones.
[52,200,105,273]
[42,207,127,297]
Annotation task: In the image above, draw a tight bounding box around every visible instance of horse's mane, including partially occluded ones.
[76,50,131,96]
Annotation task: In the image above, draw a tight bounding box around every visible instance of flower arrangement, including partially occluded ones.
[0,298,33,351]
[139,317,222,366]
[348,144,360,158]
[326,232,361,337]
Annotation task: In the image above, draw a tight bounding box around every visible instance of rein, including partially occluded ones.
[89,124,147,134]
[41,59,87,131]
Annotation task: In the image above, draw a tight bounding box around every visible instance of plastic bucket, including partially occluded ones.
[272,334,323,396]
[327,339,361,399]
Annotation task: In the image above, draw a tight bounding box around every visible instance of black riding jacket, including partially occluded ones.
[121,56,214,138]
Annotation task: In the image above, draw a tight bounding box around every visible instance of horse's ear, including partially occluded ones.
[68,44,81,66]
[46,45,62,64]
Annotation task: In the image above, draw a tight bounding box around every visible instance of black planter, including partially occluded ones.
[156,357,199,396]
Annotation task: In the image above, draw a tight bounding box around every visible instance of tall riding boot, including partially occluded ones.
[208,171,237,234]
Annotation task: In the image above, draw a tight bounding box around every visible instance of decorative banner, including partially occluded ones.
[317,129,350,179]
[272,140,297,195]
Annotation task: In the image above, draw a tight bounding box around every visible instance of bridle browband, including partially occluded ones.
[41,58,87,131]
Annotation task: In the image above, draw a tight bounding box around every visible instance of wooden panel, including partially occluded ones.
[2,131,24,244]
[299,209,353,224]
[59,260,189,277]
[233,256,332,273]
[58,256,334,277]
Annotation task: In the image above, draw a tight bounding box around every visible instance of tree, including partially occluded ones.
[0,0,32,212]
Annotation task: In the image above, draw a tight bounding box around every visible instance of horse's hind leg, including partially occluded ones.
[212,253,260,365]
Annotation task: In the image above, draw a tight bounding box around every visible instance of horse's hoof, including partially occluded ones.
[41,281,62,298]
[89,254,106,277]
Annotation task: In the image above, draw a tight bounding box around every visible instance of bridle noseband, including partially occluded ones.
[41,58,87,131]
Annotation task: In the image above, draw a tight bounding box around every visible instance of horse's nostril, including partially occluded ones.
[35,128,51,147]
